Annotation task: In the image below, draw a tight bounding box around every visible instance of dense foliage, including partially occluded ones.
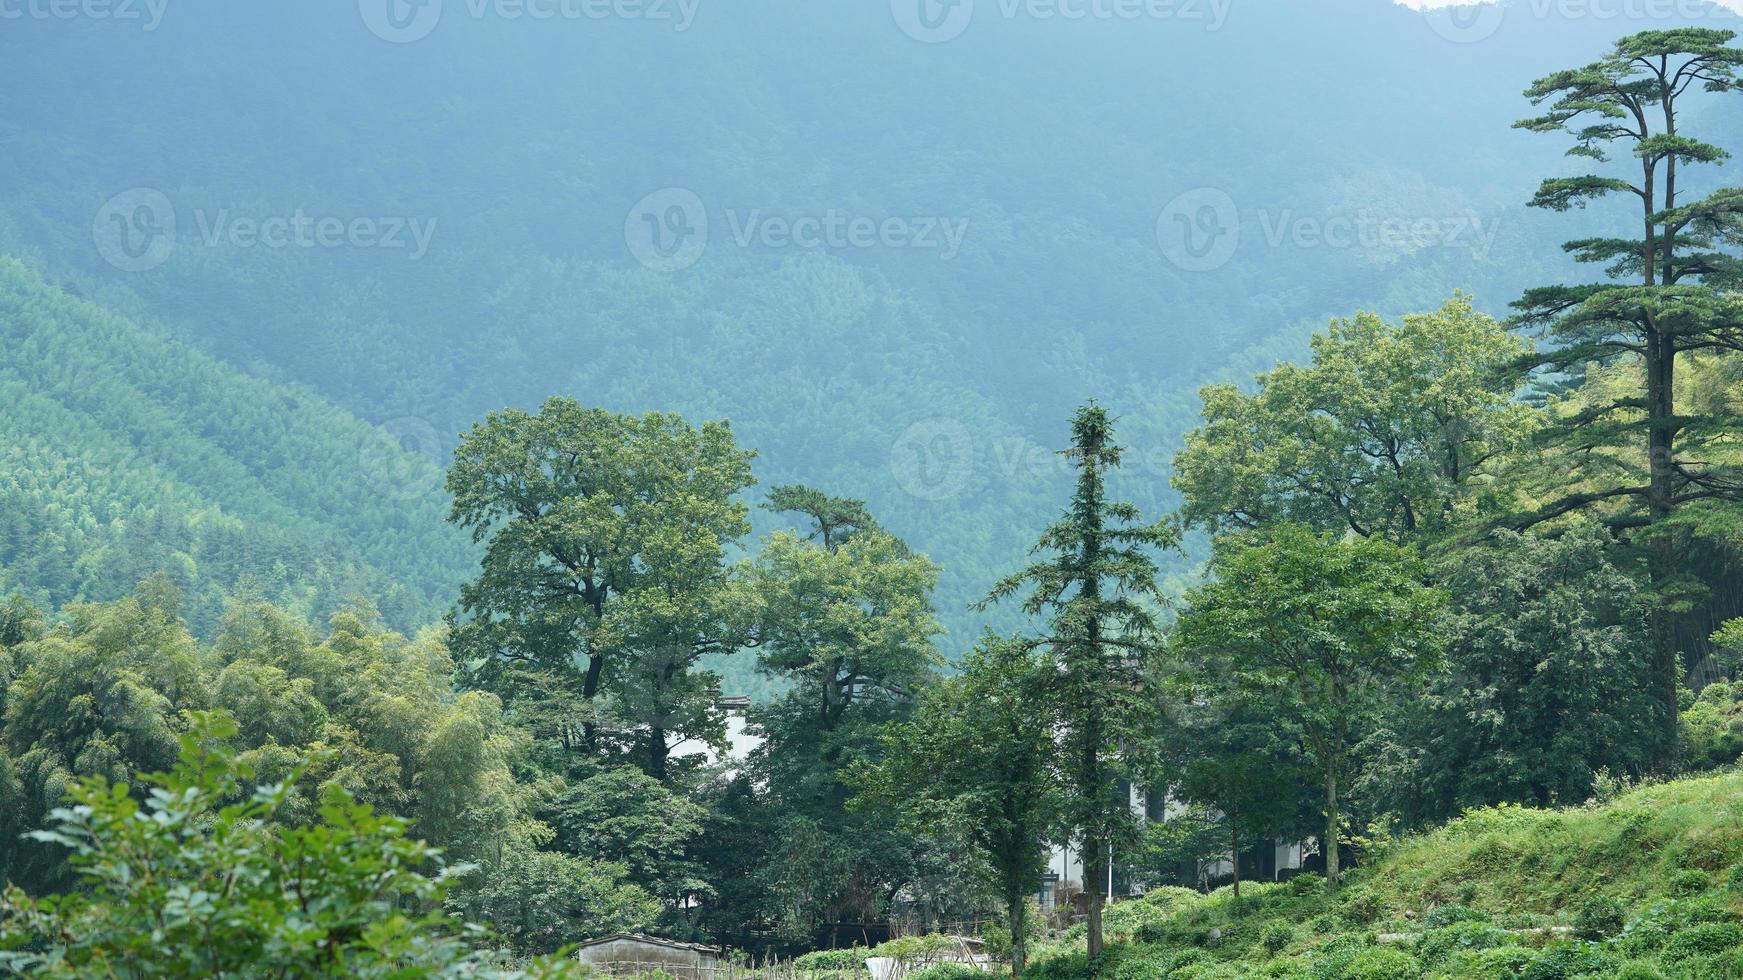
[1,713,585,978]
[12,13,1743,979]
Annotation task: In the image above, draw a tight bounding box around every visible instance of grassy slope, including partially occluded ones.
[1028,772,1743,979]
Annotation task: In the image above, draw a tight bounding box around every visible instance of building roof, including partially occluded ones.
[575,933,723,955]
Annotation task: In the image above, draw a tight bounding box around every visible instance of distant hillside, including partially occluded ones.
[5,1,1743,653]
[0,257,473,636]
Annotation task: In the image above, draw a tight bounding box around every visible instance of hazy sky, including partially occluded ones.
[1394,0,1743,9]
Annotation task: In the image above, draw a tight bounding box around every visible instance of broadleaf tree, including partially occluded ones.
[445,399,758,780]
[852,637,1056,977]
[1174,525,1444,886]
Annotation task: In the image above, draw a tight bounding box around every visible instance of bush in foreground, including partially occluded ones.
[0,712,583,978]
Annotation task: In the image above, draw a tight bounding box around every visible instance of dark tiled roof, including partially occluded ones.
[576,933,723,954]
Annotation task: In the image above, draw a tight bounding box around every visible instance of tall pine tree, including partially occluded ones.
[983,405,1174,959]
[1512,30,1743,761]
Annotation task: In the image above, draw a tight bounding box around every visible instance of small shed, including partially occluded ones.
[574,933,723,979]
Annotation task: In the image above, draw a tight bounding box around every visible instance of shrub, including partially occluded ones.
[0,712,578,978]
[795,949,868,972]
[1414,921,1515,966]
[1290,873,1326,896]
[1142,886,1203,913]
[1307,935,1377,979]
[1335,948,1421,980]
[1660,921,1743,961]
[1025,950,1091,980]
[1102,952,1170,980]
[905,965,984,980]
[1573,896,1626,940]
[1423,904,1489,930]
[1669,869,1711,897]
[1617,895,1736,954]
[1443,946,1536,978]
[1516,943,1615,980]
[870,935,964,970]
[1341,887,1383,925]
[1104,899,1170,941]
[1261,923,1295,955]
[1609,962,1665,980]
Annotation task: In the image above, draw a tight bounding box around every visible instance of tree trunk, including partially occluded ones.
[1646,332,1681,770]
[1323,769,1340,888]
[1230,821,1241,898]
[1644,120,1681,771]
[1083,834,1104,960]
[1007,881,1028,979]
[582,650,606,751]
[645,725,669,782]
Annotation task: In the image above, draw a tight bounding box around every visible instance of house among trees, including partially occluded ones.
[573,934,723,979]
[1039,780,1309,912]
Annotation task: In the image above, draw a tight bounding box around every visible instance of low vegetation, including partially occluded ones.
[1002,771,1743,979]
[798,771,1743,978]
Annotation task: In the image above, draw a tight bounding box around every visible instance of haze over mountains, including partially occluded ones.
[3,0,1741,680]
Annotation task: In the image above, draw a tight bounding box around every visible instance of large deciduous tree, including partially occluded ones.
[1364,525,1660,823]
[1175,525,1443,886]
[983,405,1174,958]
[1173,295,1535,543]
[1510,30,1743,759]
[739,486,945,941]
[852,637,1055,978]
[445,399,757,780]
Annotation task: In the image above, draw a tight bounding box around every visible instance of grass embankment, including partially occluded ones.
[1020,771,1743,978]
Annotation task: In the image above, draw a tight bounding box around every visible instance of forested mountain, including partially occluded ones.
[9,0,1739,658]
[18,8,1743,976]
[0,258,471,636]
